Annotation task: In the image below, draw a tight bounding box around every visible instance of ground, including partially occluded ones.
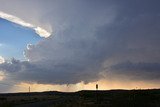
[0,89,160,107]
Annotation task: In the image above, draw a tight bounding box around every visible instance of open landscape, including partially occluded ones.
[0,89,160,107]
[0,1,160,107]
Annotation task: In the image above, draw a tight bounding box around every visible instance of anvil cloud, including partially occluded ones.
[0,11,51,38]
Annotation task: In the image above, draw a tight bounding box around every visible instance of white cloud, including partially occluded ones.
[0,11,51,38]
[0,56,4,64]
[35,27,51,38]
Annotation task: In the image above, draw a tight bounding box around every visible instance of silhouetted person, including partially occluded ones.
[96,84,98,90]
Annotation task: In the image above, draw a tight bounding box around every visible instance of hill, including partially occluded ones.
[1,89,160,107]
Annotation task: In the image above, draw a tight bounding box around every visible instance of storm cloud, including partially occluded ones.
[0,0,160,85]
[108,61,160,81]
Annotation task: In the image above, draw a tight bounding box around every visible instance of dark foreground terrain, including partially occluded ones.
[0,89,160,107]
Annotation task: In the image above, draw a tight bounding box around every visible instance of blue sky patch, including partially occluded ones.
[0,18,42,60]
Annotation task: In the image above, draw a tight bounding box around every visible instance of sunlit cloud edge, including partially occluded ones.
[0,11,51,38]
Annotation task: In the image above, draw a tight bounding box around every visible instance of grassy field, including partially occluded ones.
[0,89,160,107]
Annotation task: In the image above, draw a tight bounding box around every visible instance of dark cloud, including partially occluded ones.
[109,61,160,80]
[0,0,160,85]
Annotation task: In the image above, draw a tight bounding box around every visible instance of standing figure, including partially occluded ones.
[96,84,98,90]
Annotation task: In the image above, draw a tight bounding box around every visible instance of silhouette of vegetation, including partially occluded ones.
[0,89,160,107]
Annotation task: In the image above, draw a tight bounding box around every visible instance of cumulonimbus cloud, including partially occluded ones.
[0,11,51,38]
[0,0,160,86]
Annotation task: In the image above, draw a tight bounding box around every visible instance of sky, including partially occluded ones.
[0,18,42,60]
[0,0,160,93]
